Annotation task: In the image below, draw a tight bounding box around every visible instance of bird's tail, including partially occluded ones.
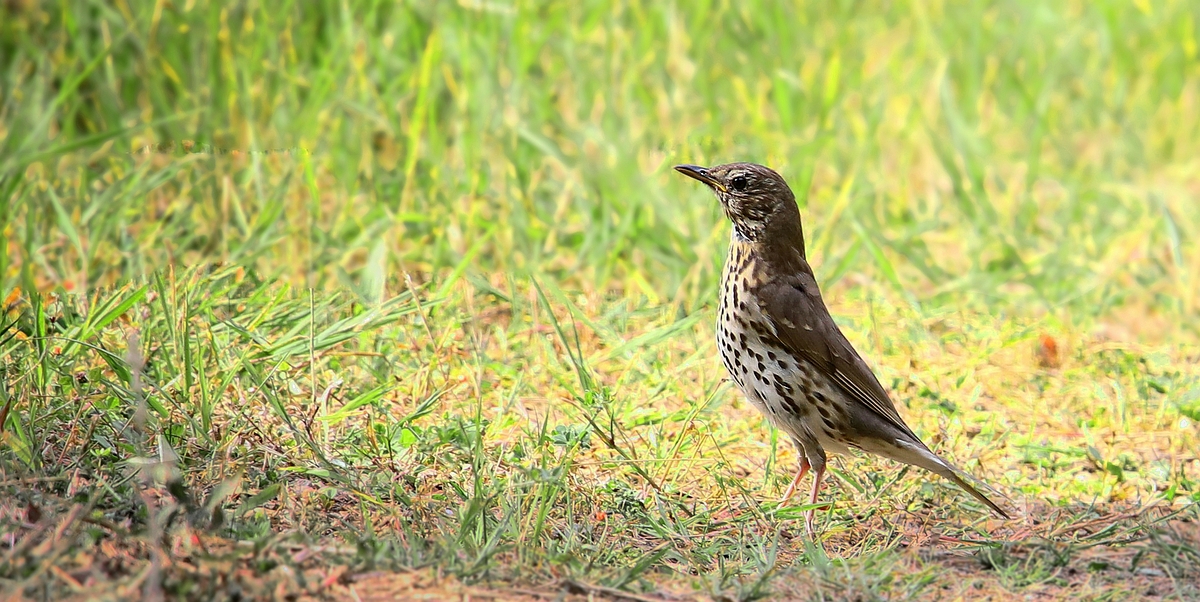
[886,439,1011,519]
[939,469,1010,519]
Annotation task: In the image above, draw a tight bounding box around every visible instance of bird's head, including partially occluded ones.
[674,162,805,252]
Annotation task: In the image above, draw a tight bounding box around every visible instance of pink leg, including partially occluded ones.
[804,464,826,537]
[779,457,810,505]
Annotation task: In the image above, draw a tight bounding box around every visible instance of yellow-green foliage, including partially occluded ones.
[1,1,1197,599]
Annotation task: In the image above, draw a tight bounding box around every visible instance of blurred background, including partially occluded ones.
[1,1,1199,596]
[4,0,1196,322]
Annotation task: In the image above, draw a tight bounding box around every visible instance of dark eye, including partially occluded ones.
[730,175,748,191]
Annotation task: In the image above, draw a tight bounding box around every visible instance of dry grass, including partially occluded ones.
[2,268,1197,599]
[3,1,1200,600]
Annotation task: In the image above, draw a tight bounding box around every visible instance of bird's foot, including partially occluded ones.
[778,461,810,506]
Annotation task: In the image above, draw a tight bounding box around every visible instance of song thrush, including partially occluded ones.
[675,162,1009,536]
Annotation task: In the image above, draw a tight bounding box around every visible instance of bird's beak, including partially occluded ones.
[674,164,726,192]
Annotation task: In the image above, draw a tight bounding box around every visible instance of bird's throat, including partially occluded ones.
[729,220,763,243]
[724,238,770,290]
[729,228,808,281]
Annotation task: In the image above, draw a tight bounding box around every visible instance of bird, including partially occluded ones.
[674,161,1010,536]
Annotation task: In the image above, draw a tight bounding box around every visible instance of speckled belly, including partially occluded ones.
[716,296,853,457]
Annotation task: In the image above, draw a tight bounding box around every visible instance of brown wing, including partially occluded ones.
[757,265,921,444]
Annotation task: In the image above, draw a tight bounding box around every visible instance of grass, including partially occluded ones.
[2,0,1199,599]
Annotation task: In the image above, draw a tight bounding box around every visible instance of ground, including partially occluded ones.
[2,1,1199,600]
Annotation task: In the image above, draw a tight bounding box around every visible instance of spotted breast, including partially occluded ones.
[716,239,854,458]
